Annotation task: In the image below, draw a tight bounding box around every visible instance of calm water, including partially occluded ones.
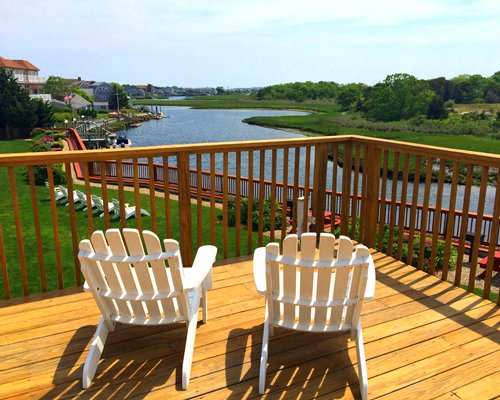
[127,106,496,214]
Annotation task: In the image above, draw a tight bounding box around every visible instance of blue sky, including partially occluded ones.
[1,0,499,87]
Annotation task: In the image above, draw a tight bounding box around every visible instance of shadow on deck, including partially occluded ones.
[0,250,498,400]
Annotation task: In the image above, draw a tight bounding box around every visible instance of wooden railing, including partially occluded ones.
[86,160,500,248]
[0,135,499,303]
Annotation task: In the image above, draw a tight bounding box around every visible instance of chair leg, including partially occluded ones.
[355,321,368,400]
[82,317,110,389]
[259,320,270,394]
[201,286,208,324]
[182,315,199,390]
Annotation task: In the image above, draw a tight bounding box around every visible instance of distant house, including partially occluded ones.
[93,101,109,111]
[0,56,50,101]
[89,81,114,103]
[123,85,146,97]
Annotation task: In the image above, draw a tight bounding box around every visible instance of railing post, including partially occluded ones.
[362,144,381,248]
[312,143,328,235]
[341,142,353,236]
[177,151,193,267]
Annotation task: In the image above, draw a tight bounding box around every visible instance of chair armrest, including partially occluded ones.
[184,245,217,291]
[364,258,376,301]
[253,247,267,295]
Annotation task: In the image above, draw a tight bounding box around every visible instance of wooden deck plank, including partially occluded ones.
[0,251,498,400]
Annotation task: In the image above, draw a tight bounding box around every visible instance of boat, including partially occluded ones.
[128,122,142,127]
[113,132,132,148]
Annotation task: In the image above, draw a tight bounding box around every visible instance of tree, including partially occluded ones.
[337,84,364,111]
[108,82,128,110]
[0,69,54,139]
[69,85,93,103]
[364,73,434,121]
[44,75,70,97]
[216,86,225,94]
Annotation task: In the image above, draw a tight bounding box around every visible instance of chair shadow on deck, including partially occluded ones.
[225,326,360,399]
[39,324,179,400]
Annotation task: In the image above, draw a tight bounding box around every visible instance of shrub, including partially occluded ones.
[228,196,282,231]
[24,164,67,186]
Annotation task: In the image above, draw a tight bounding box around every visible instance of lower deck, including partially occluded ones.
[0,250,498,399]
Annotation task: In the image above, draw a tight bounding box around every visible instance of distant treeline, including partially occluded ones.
[257,72,500,122]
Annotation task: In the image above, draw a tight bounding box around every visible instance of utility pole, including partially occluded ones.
[116,88,120,114]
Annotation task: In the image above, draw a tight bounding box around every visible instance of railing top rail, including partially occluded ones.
[0,135,352,167]
[351,135,500,166]
[1,134,500,167]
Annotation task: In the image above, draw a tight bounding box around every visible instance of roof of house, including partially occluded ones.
[0,57,39,71]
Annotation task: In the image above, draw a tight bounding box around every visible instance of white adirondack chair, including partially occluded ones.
[75,190,95,211]
[111,198,150,220]
[253,233,375,399]
[78,228,217,389]
[59,186,80,206]
[91,194,115,217]
[45,181,66,202]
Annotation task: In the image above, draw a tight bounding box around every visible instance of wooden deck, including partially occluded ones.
[0,250,498,400]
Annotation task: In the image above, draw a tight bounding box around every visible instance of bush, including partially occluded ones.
[24,164,67,186]
[335,219,458,271]
[228,196,282,231]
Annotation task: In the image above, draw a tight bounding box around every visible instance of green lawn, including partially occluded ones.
[132,95,500,155]
[0,140,267,298]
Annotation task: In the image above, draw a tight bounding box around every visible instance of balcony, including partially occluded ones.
[0,134,498,398]
[12,73,47,84]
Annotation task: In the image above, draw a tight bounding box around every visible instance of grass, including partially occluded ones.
[0,139,267,299]
[133,95,500,156]
[454,103,500,113]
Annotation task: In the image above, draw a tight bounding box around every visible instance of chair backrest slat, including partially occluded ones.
[315,234,336,325]
[265,233,370,333]
[163,239,189,319]
[123,229,162,319]
[89,231,130,317]
[298,234,316,326]
[144,233,179,319]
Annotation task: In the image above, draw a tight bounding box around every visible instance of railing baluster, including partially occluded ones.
[387,152,400,256]
[454,164,473,287]
[468,166,489,291]
[429,159,446,275]
[359,144,368,242]
[442,161,459,281]
[99,161,110,229]
[396,153,410,260]
[65,163,80,285]
[163,156,171,238]
[377,150,389,251]
[47,165,63,289]
[281,148,289,239]
[406,156,421,265]
[341,143,352,236]
[351,144,361,239]
[235,152,241,256]
[148,157,157,232]
[258,150,265,246]
[312,143,328,235]
[270,149,277,242]
[223,152,229,259]
[196,154,203,248]
[27,166,46,292]
[82,162,94,235]
[417,157,434,270]
[330,145,338,221]
[116,160,126,229]
[133,158,142,232]
[292,147,300,234]
[363,144,381,248]
[210,153,216,246]
[302,146,311,235]
[247,150,254,254]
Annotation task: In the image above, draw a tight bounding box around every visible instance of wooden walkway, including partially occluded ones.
[0,250,498,400]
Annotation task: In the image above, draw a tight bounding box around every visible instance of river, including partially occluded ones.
[126,106,496,214]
